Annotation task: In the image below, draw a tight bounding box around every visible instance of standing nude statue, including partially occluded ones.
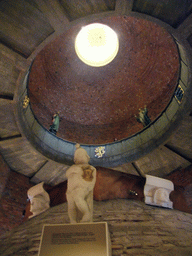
[66,144,96,223]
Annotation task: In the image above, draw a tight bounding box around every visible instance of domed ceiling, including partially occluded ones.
[28,15,179,145]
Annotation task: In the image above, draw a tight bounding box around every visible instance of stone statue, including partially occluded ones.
[144,175,174,209]
[135,106,151,127]
[27,182,50,218]
[66,144,96,223]
[49,112,60,135]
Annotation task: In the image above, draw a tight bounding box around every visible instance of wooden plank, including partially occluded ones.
[0,0,53,57]
[115,0,134,13]
[0,44,26,96]
[177,13,192,38]
[0,137,47,176]
[59,0,115,21]
[111,162,139,176]
[134,145,191,177]
[36,0,69,32]
[0,99,20,139]
[30,160,69,185]
[166,115,192,162]
[132,0,192,28]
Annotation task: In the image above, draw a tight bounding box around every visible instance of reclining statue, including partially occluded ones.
[66,144,96,223]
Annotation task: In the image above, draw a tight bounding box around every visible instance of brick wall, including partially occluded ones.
[0,199,191,256]
[166,165,192,212]
[1,152,192,240]
[0,155,33,237]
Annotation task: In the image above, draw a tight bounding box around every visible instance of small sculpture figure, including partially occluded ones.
[49,112,60,135]
[144,175,174,209]
[23,95,30,109]
[27,182,50,218]
[135,106,151,127]
[66,144,96,223]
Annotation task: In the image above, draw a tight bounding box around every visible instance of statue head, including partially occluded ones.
[74,143,90,164]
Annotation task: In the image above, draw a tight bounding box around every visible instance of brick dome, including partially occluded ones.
[28,15,179,144]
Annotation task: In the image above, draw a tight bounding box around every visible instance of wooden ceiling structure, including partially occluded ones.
[0,0,192,186]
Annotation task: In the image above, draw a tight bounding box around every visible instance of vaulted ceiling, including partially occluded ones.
[0,0,192,186]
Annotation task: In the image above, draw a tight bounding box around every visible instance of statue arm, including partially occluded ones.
[91,166,97,184]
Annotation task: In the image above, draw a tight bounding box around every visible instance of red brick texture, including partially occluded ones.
[28,15,179,144]
[0,155,33,237]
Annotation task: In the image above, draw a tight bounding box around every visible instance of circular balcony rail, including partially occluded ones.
[16,12,192,167]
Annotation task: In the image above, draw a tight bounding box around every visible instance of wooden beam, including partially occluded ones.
[115,0,134,14]
[36,0,69,32]
[0,94,13,100]
[131,162,146,177]
[0,134,21,141]
[134,146,191,177]
[177,13,192,38]
[165,144,192,163]
[0,137,47,177]
[29,159,49,179]
[30,160,69,185]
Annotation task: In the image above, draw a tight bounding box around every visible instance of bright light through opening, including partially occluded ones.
[75,23,119,67]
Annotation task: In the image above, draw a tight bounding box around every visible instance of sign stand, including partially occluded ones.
[38,222,112,256]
